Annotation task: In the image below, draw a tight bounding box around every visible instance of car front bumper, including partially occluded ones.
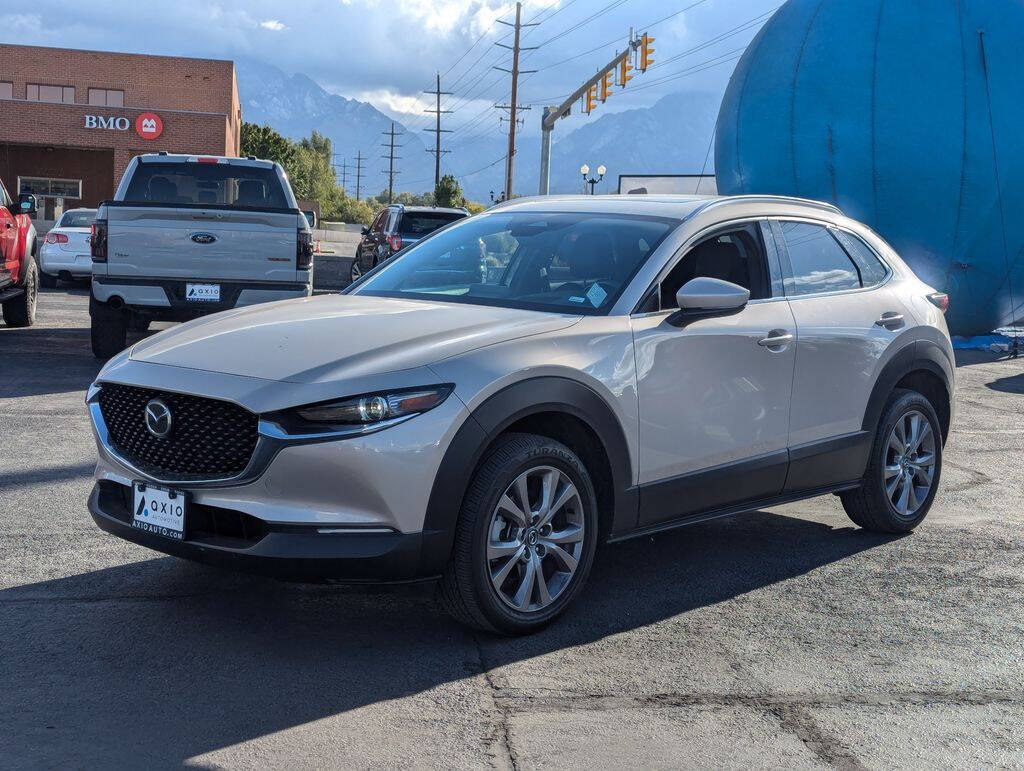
[88,482,446,581]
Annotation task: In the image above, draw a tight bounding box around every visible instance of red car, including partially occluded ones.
[0,180,39,327]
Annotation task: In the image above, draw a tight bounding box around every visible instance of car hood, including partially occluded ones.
[129,293,581,383]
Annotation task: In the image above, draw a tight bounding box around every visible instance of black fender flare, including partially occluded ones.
[418,377,635,575]
[861,339,954,437]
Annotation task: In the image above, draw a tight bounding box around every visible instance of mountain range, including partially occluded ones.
[236,60,721,203]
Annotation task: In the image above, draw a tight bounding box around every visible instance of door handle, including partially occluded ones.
[875,312,904,329]
[757,330,793,348]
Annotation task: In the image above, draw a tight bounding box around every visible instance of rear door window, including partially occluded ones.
[832,229,889,287]
[124,162,290,210]
[778,222,861,296]
[398,211,465,237]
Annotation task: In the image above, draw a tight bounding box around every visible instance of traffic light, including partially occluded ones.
[600,70,613,102]
[619,55,634,88]
[640,33,655,71]
[585,84,597,114]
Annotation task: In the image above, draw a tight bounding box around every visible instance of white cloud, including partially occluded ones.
[259,19,286,31]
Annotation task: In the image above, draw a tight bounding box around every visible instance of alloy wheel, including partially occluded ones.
[486,465,585,613]
[884,409,937,518]
[350,260,363,282]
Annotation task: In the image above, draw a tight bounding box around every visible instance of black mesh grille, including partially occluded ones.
[97,384,259,480]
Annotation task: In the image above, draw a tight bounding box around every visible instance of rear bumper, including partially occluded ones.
[88,481,444,582]
[92,276,311,316]
[39,248,92,276]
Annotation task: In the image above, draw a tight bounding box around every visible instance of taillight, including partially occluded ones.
[387,234,403,252]
[297,229,313,270]
[926,292,949,313]
[91,220,108,262]
[45,232,69,244]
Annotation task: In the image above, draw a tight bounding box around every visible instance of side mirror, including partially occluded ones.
[17,193,37,217]
[361,226,370,235]
[675,277,750,314]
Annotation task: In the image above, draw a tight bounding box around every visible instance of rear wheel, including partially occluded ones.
[90,296,128,359]
[841,388,942,532]
[439,433,599,635]
[2,259,38,327]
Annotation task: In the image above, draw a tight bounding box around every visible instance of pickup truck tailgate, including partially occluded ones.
[106,206,299,282]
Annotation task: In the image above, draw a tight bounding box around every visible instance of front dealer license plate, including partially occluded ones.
[132,482,186,540]
[185,283,220,302]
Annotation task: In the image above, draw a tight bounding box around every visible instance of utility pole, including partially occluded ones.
[335,157,351,195]
[495,2,538,201]
[354,151,365,201]
[381,122,403,204]
[423,73,452,190]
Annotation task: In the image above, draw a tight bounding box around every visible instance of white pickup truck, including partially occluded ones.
[89,153,313,358]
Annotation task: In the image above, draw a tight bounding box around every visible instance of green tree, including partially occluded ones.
[286,131,337,206]
[240,122,295,166]
[434,174,463,208]
[333,193,376,225]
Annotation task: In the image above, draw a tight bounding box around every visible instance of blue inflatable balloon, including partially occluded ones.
[715,0,1024,335]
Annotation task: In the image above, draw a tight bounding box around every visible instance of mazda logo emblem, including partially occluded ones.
[144,399,173,439]
[190,233,217,244]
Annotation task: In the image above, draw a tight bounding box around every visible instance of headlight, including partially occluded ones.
[296,387,452,425]
[266,386,454,438]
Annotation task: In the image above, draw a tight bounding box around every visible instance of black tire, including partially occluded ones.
[128,314,151,332]
[2,259,38,327]
[438,433,599,635]
[90,296,128,359]
[349,259,363,284]
[841,388,943,533]
[39,270,58,289]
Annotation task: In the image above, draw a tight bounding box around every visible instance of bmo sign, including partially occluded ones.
[84,111,164,140]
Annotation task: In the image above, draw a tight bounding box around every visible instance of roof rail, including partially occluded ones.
[691,194,843,218]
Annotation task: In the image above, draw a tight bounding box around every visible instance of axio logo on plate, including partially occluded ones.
[135,112,164,140]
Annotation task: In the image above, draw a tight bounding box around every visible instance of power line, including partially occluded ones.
[354,151,365,201]
[495,1,538,199]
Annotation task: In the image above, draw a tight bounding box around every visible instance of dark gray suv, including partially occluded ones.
[351,204,467,282]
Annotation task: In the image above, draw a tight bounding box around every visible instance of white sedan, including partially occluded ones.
[39,208,96,287]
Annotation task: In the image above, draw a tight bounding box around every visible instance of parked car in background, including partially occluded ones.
[351,204,467,282]
[86,194,954,634]
[39,207,97,287]
[89,153,313,359]
[0,180,39,327]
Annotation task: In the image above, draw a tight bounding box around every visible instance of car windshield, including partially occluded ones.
[352,211,677,314]
[59,211,96,228]
[399,211,465,236]
[123,162,290,209]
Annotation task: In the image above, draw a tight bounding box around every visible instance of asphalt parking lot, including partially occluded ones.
[2,287,1023,769]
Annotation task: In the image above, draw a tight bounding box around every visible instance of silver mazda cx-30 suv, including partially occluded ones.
[86,195,954,634]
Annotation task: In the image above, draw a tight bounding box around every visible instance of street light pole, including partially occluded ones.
[580,164,606,195]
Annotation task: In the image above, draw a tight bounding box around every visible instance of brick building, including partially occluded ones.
[0,44,241,226]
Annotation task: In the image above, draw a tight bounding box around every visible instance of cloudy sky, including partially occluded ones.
[5,0,780,132]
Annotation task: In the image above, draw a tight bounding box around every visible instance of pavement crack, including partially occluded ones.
[468,632,519,771]
[767,702,866,770]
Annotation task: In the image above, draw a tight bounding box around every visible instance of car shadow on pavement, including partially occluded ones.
[2,509,897,767]
[986,372,1024,395]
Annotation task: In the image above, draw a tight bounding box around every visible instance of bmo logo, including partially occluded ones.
[135,112,163,140]
[83,112,164,140]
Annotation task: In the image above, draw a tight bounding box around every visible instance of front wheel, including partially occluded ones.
[2,259,38,327]
[841,388,943,533]
[438,433,599,635]
[349,259,363,283]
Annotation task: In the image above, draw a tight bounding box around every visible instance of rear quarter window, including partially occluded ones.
[832,229,889,287]
[779,221,861,296]
[123,163,289,209]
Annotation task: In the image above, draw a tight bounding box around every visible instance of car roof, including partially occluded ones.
[60,208,97,215]
[136,153,277,169]
[391,205,468,215]
[489,194,842,220]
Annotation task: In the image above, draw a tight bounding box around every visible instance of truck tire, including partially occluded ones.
[90,296,128,359]
[2,259,38,327]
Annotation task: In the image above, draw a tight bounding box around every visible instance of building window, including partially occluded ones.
[88,88,124,107]
[0,82,12,100]
[17,177,82,199]
[26,84,75,103]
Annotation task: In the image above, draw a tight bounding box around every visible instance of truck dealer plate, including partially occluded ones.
[185,283,220,302]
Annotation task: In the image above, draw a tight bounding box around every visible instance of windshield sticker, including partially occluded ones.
[567,296,587,304]
[585,283,608,308]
